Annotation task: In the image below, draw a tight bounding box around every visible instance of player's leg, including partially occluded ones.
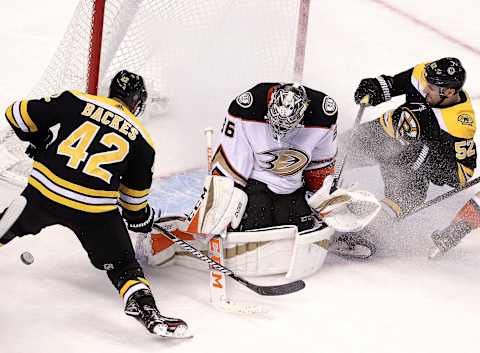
[69,210,190,337]
[272,186,315,231]
[430,191,480,256]
[0,186,56,247]
[343,119,405,170]
[239,179,275,231]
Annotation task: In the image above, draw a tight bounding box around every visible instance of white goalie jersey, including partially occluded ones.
[211,83,338,194]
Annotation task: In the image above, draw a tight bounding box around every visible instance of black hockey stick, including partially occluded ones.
[399,175,480,220]
[331,95,370,191]
[154,225,306,296]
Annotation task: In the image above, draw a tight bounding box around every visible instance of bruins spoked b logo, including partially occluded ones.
[259,148,310,176]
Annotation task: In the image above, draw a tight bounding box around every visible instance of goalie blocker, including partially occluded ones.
[139,175,380,279]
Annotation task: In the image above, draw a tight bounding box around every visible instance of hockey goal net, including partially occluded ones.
[0,0,310,185]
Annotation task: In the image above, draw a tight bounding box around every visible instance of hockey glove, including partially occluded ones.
[25,130,53,159]
[123,204,156,234]
[354,76,392,106]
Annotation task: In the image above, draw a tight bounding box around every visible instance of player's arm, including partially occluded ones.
[354,67,414,106]
[304,125,337,192]
[4,91,72,143]
[119,143,156,233]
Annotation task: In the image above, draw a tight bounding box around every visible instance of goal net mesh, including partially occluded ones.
[1,0,304,184]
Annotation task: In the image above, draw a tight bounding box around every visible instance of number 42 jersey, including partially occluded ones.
[5,91,155,213]
[211,83,338,194]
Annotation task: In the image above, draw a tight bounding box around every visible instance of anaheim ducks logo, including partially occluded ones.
[259,148,310,176]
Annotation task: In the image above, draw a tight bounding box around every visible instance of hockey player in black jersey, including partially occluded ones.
[0,70,190,338]
[344,57,476,248]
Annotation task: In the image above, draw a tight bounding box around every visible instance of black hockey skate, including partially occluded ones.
[124,290,192,339]
[329,230,376,260]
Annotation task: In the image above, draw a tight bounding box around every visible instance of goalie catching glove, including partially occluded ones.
[187,175,247,236]
[123,204,156,234]
[307,175,381,232]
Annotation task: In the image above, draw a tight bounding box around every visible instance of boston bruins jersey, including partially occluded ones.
[211,83,338,194]
[4,91,155,213]
[378,96,476,187]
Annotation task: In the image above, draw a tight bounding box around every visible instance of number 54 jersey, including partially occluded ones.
[211,83,338,194]
[4,91,155,213]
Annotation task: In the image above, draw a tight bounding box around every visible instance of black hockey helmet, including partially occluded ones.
[424,57,466,91]
[109,70,148,116]
[265,83,310,139]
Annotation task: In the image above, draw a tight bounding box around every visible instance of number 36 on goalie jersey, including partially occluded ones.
[4,90,155,213]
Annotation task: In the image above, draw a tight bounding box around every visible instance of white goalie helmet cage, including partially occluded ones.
[265,83,310,139]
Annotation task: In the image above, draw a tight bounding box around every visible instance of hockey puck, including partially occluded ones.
[20,251,34,265]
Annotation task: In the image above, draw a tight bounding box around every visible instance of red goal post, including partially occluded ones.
[1,0,311,184]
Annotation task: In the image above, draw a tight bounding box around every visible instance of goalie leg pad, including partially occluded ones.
[285,224,334,280]
[187,176,247,235]
[223,225,298,276]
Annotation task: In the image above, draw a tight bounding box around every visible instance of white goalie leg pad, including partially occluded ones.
[186,176,247,235]
[285,224,334,280]
[223,225,298,277]
[0,195,27,239]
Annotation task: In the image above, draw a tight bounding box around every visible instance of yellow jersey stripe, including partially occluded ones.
[20,100,38,132]
[33,162,119,198]
[5,104,19,128]
[118,199,148,212]
[28,177,116,213]
[119,279,142,298]
[119,184,149,198]
[138,277,150,286]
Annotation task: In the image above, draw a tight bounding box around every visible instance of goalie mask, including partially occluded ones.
[109,70,148,117]
[265,83,310,139]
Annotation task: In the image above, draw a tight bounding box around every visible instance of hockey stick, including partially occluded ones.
[331,95,370,191]
[154,225,306,296]
[399,175,480,220]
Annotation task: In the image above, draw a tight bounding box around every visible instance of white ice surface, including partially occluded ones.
[1,1,480,353]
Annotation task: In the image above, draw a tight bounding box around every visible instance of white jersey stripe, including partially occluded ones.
[31,169,118,206]
[12,101,29,133]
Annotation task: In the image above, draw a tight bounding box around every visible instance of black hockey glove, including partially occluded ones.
[123,204,156,234]
[25,130,53,159]
[354,75,392,106]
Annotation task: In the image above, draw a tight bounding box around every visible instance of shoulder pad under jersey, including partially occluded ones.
[228,82,279,122]
[302,87,338,128]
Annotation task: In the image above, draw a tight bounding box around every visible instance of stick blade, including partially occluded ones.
[246,279,306,296]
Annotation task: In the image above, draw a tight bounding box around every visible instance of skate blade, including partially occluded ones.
[152,324,194,339]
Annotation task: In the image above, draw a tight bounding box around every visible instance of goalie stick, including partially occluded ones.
[153,224,306,296]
